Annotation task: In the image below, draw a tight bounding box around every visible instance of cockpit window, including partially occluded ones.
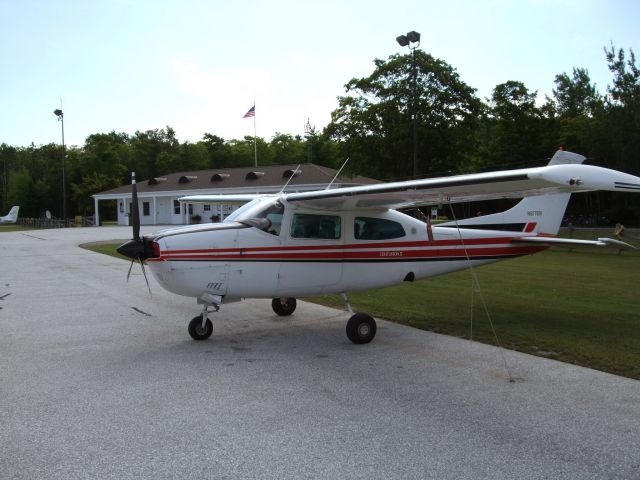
[355,217,405,240]
[291,214,341,239]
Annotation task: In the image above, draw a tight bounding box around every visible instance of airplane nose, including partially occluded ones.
[117,238,145,260]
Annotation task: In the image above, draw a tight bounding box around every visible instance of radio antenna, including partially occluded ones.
[325,157,349,190]
[279,164,301,194]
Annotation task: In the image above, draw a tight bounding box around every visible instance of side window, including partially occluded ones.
[143,202,150,216]
[354,217,406,240]
[173,200,180,214]
[291,214,341,240]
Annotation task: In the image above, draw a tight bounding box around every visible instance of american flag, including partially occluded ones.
[243,106,255,118]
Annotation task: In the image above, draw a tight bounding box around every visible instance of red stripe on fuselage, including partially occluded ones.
[159,245,547,261]
[161,236,520,256]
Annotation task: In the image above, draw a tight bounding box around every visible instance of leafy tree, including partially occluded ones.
[269,133,306,164]
[477,81,556,170]
[553,68,602,118]
[326,51,482,179]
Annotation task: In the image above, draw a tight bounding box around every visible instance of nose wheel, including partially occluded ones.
[188,294,221,340]
[188,316,213,340]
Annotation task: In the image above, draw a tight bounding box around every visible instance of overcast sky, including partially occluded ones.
[1,0,638,147]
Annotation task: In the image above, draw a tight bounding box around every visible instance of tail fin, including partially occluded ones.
[1,206,20,223]
[441,150,585,235]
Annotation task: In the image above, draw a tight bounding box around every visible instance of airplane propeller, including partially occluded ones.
[117,172,152,295]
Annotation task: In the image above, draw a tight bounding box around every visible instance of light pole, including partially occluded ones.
[396,30,421,178]
[53,108,66,220]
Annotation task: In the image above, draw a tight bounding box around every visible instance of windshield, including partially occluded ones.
[223,197,284,233]
[223,198,265,223]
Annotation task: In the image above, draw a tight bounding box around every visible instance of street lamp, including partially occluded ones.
[396,30,421,178]
[53,108,66,220]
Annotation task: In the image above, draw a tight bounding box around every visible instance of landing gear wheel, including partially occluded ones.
[346,313,377,344]
[272,297,297,316]
[188,315,213,340]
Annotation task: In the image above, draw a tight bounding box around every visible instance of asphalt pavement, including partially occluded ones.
[1,226,639,479]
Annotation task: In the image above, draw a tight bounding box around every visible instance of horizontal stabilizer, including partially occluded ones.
[514,236,637,250]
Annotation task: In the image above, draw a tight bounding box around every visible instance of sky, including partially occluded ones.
[1,0,639,148]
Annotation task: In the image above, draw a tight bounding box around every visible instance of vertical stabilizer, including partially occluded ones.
[440,150,585,235]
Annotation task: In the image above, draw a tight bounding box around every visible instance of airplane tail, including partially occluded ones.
[440,150,585,235]
[2,206,20,223]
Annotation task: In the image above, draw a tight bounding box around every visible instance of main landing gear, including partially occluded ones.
[271,297,297,316]
[341,292,377,344]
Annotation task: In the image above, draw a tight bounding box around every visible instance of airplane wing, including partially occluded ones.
[283,164,640,210]
[513,236,637,249]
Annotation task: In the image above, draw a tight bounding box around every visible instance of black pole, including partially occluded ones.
[411,46,418,178]
[61,114,66,220]
[54,108,66,220]
[397,30,421,178]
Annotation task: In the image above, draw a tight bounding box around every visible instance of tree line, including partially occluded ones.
[1,44,639,224]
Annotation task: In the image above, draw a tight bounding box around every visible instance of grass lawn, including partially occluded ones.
[0,224,36,232]
[83,241,640,380]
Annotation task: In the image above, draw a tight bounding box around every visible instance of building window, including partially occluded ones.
[173,200,180,215]
[291,214,341,239]
[204,204,211,211]
[143,202,150,216]
[119,202,123,213]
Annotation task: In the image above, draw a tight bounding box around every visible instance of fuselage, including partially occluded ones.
[145,198,546,301]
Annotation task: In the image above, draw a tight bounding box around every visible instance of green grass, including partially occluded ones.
[80,241,131,261]
[0,224,36,232]
[83,241,640,379]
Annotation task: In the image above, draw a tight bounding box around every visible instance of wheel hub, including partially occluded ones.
[358,323,371,337]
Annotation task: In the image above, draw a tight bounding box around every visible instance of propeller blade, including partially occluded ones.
[126,259,134,282]
[131,172,140,241]
[139,259,152,297]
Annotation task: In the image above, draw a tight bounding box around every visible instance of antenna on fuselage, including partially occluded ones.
[325,157,349,190]
[279,164,301,194]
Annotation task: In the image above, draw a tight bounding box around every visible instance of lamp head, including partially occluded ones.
[406,31,421,43]
[396,35,409,47]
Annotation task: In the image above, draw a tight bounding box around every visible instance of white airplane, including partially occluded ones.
[117,150,640,343]
[0,206,19,224]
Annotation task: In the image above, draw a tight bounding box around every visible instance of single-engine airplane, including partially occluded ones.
[0,206,19,224]
[117,150,639,344]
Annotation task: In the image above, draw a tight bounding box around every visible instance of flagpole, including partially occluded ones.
[253,101,257,168]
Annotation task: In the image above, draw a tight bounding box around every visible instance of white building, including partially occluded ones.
[92,163,379,226]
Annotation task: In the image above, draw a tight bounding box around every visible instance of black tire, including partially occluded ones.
[272,297,297,316]
[346,313,377,344]
[188,315,213,340]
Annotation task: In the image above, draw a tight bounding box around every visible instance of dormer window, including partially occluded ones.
[148,177,167,185]
[246,171,265,180]
[282,169,301,178]
[211,173,230,182]
[179,175,197,183]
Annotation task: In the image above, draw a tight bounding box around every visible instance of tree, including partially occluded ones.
[326,51,482,179]
[477,81,557,170]
[553,68,602,118]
